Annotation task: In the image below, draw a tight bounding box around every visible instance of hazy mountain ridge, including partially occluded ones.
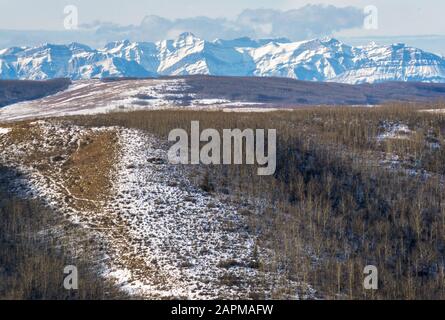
[1,33,445,84]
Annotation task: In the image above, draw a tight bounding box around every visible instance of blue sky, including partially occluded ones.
[0,0,444,54]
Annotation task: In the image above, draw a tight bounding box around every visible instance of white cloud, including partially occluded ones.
[80,5,364,43]
[0,5,364,48]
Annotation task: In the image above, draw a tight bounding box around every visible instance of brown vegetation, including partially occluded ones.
[0,121,127,300]
[62,131,118,203]
[0,78,71,108]
[67,102,445,299]
[162,75,445,106]
[0,166,126,300]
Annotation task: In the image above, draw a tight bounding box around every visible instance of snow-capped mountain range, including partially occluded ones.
[1,32,445,84]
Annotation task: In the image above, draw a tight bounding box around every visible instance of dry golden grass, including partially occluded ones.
[2,121,119,209]
[62,131,118,203]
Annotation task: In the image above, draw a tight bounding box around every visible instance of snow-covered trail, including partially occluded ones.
[102,129,262,298]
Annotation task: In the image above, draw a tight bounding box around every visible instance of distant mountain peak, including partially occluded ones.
[178,31,197,38]
[320,36,337,43]
[0,36,444,84]
[176,32,200,42]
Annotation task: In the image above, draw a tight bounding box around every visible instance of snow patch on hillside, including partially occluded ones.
[0,79,264,122]
[0,127,11,135]
[0,120,316,299]
[377,122,413,142]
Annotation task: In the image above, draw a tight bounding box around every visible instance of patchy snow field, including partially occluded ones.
[0,79,265,123]
[377,122,413,142]
[421,109,445,114]
[0,120,314,299]
[0,127,11,135]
